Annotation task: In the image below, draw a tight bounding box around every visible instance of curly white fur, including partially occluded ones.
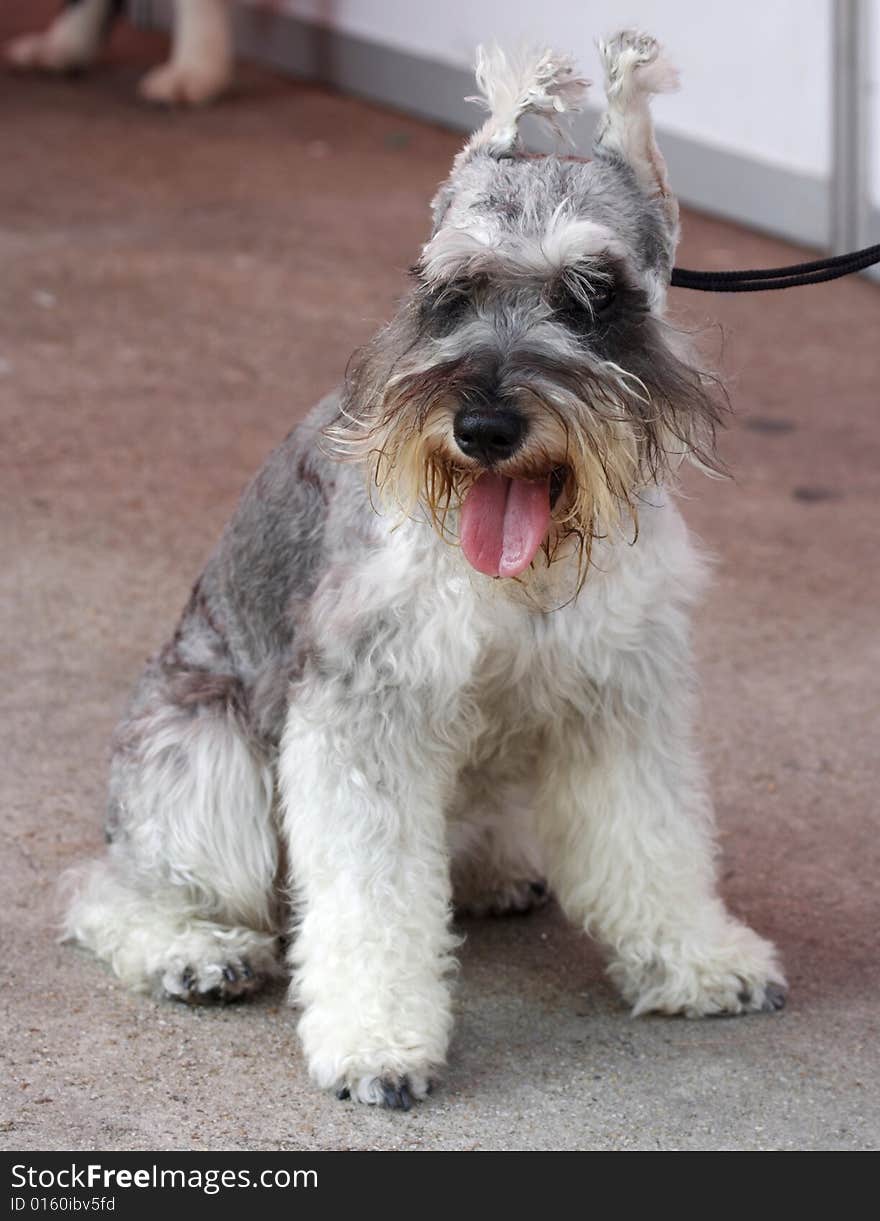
[595,30,680,227]
[462,44,590,160]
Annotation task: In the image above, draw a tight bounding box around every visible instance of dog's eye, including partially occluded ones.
[550,281,616,333]
[591,284,616,312]
[422,289,470,336]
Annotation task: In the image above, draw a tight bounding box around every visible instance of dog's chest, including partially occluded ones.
[356,504,687,728]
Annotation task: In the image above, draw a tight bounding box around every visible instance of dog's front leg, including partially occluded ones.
[138,0,233,106]
[536,679,786,1018]
[279,677,459,1108]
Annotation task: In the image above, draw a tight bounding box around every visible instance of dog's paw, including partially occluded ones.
[138,59,232,107]
[5,30,94,72]
[752,980,788,1013]
[158,927,282,1004]
[301,1026,439,1109]
[456,877,549,918]
[163,956,268,1004]
[611,921,787,1018]
[296,975,450,1109]
[334,1072,432,1111]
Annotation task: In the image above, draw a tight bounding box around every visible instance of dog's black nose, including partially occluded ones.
[453,406,527,465]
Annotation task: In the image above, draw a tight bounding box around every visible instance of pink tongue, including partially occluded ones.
[460,473,551,578]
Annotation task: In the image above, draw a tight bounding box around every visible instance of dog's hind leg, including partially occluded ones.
[64,685,283,1001]
[5,0,122,73]
[63,857,281,1002]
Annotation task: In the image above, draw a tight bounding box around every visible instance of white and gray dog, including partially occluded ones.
[64,32,787,1109]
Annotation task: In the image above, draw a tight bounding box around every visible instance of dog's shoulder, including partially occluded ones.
[175,392,377,663]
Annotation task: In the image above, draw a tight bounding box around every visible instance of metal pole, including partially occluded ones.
[830,0,870,254]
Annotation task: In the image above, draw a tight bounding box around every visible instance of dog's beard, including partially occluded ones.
[326,342,723,588]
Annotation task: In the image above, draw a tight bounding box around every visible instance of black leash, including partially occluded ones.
[671,241,880,292]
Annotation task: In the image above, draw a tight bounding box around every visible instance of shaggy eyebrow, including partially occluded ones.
[417,214,626,287]
[410,263,483,287]
[555,260,618,290]
[411,269,490,306]
[553,254,647,302]
[411,260,621,305]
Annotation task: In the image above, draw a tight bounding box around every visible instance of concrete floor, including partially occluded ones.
[2,3,879,1152]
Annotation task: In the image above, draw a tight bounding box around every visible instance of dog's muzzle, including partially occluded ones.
[450,404,553,581]
[448,405,554,580]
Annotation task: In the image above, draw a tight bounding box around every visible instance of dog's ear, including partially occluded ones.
[431,46,588,232]
[461,45,590,161]
[593,31,679,231]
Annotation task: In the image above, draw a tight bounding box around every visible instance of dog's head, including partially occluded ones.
[330,31,723,583]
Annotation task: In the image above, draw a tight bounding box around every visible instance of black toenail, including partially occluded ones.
[763,983,787,1012]
[379,1076,414,1111]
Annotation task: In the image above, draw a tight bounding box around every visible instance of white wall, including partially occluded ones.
[280,0,833,180]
